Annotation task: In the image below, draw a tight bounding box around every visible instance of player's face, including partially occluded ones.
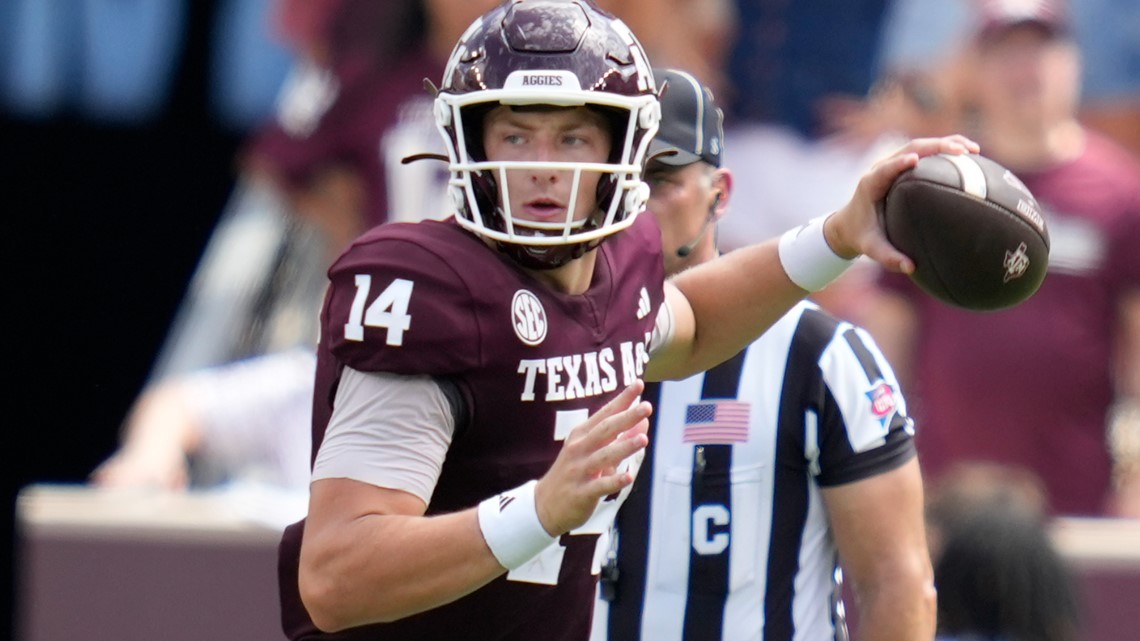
[645,160,719,276]
[482,105,613,229]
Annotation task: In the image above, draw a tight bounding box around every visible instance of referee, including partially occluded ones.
[591,69,936,641]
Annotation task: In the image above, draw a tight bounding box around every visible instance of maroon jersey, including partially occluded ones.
[280,215,665,640]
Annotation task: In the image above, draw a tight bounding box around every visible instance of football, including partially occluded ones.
[881,152,1050,311]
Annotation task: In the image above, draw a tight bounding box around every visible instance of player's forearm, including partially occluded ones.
[299,508,504,631]
[665,238,806,377]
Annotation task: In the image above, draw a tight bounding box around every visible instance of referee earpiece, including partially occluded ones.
[677,192,724,258]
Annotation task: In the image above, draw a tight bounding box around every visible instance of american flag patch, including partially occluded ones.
[682,400,751,444]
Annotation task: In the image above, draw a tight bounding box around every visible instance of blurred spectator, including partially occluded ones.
[91,347,316,490]
[860,0,1140,517]
[808,0,1140,321]
[925,462,1084,641]
[862,0,974,143]
[873,0,1140,158]
[934,510,1083,641]
[92,0,504,490]
[147,0,427,382]
[923,461,1050,558]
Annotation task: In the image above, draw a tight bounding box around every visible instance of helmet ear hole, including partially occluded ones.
[624,182,650,214]
[638,101,660,130]
[434,99,452,127]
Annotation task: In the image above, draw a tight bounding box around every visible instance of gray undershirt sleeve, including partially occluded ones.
[311,367,456,504]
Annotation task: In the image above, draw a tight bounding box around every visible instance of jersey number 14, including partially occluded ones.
[345,275,414,346]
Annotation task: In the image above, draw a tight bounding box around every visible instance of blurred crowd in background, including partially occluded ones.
[4,0,1138,637]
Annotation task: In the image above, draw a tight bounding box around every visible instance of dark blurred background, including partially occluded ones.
[3,0,288,635]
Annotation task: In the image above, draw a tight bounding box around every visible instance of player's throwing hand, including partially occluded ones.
[824,134,981,273]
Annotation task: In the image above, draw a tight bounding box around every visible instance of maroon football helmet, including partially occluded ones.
[434,0,660,269]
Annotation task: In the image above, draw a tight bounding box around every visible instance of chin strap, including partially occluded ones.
[496,235,603,270]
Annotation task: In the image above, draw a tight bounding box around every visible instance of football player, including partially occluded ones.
[279,1,979,639]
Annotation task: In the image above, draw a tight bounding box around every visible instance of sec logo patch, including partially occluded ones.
[512,289,547,346]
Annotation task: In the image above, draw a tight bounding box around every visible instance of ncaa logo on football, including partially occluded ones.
[512,289,547,346]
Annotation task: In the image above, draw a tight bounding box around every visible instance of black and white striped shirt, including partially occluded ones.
[592,302,915,641]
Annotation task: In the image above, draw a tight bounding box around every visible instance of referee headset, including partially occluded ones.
[675,190,721,257]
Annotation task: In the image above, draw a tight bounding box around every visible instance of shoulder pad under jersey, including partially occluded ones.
[322,220,487,376]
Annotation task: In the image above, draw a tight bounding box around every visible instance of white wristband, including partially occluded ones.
[477,480,557,570]
[777,215,855,292]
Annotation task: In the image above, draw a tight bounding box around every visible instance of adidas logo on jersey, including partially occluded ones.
[636,287,652,320]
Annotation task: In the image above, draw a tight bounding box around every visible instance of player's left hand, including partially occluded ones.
[824,134,980,273]
[534,381,651,536]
